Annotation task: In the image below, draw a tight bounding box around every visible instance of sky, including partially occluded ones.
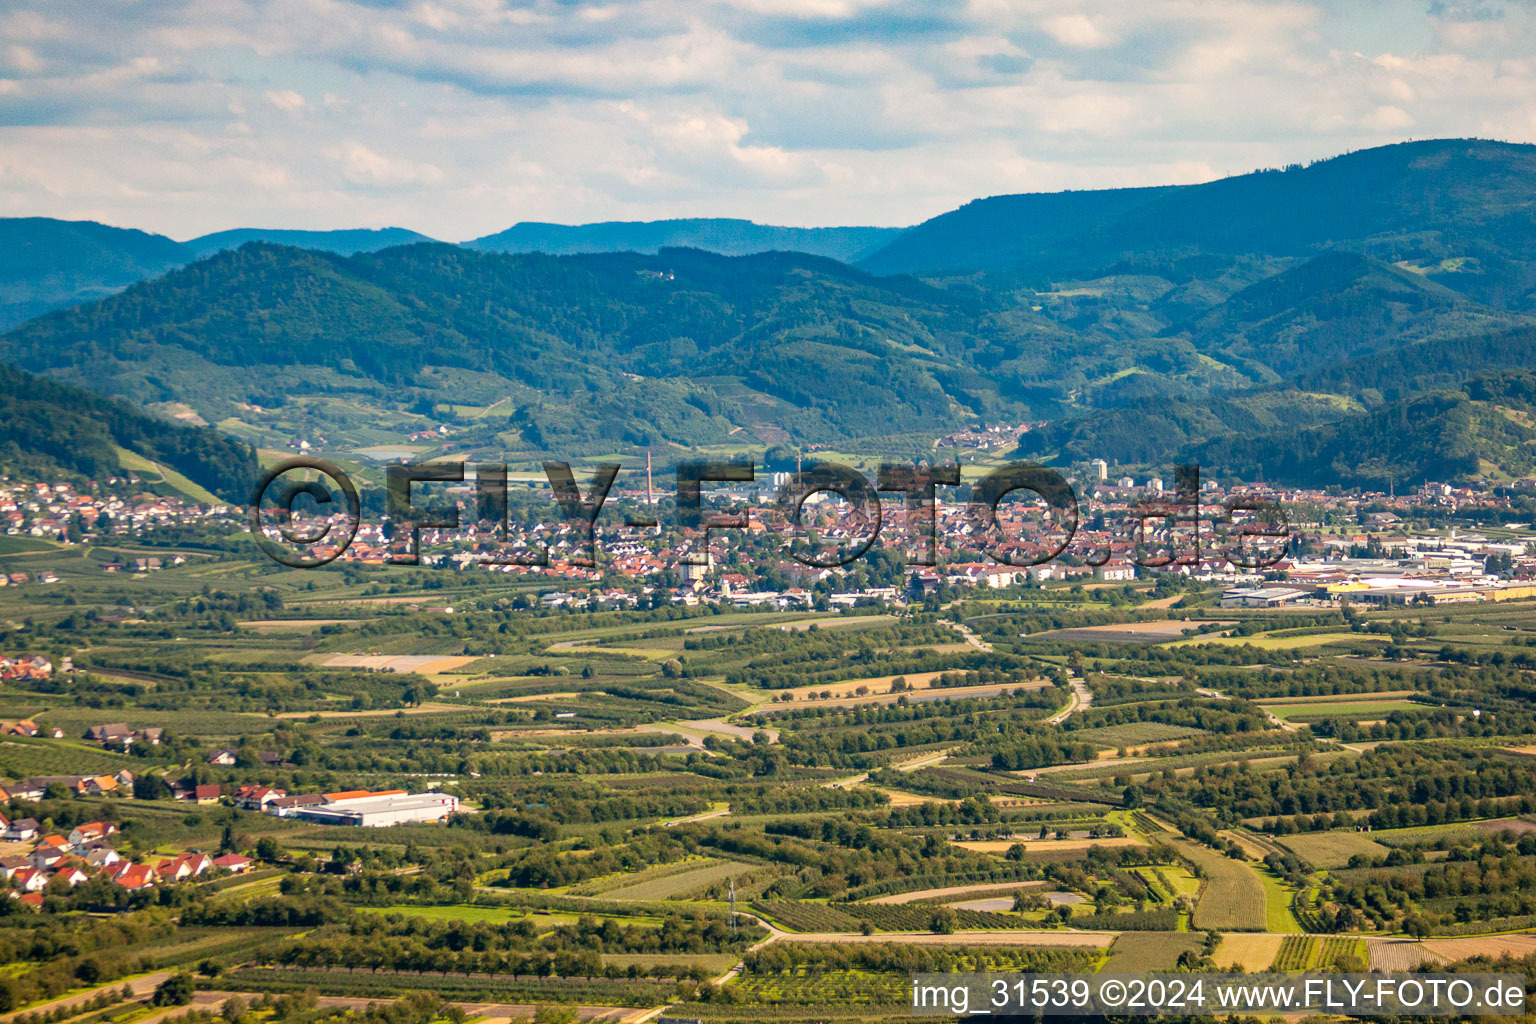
[0,0,1532,241]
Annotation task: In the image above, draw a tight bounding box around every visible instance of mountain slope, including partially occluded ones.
[858,140,1536,309]
[0,218,189,331]
[1293,324,1536,401]
[1178,251,1529,377]
[183,227,439,259]
[0,361,258,501]
[466,218,903,262]
[0,242,1059,453]
[1188,372,1536,487]
[1021,390,1364,465]
[0,217,906,330]
[857,186,1175,278]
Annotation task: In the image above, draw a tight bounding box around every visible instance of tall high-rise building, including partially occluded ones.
[1089,458,1108,482]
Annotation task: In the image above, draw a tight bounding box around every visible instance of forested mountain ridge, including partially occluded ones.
[182,227,439,260]
[9,138,1536,486]
[0,242,1073,452]
[858,139,1536,301]
[0,219,443,331]
[8,227,1536,483]
[465,218,902,262]
[0,217,910,331]
[0,361,258,501]
[0,218,188,331]
[1176,251,1524,378]
[1187,371,1536,489]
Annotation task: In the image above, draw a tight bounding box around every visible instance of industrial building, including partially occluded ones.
[293,791,459,827]
[1220,586,1309,608]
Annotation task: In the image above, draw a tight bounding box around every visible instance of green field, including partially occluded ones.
[1276,830,1390,868]
[1168,631,1380,650]
[1263,700,1423,721]
[0,536,56,554]
[1104,932,1203,972]
[113,445,223,504]
[588,859,756,900]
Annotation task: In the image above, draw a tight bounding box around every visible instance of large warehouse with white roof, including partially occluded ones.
[294,792,459,827]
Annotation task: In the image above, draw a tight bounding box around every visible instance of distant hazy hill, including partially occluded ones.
[0,217,905,330]
[858,139,1536,302]
[0,361,257,501]
[0,220,441,331]
[466,218,903,262]
[0,218,188,331]
[183,227,440,259]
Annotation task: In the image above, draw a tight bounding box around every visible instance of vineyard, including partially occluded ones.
[841,903,1028,932]
[752,901,862,932]
[584,858,757,900]
[1105,932,1203,972]
[751,900,1029,933]
[1177,842,1268,931]
[1274,830,1389,869]
[729,970,908,1007]
[215,967,676,1005]
[1070,908,1179,931]
[0,738,143,778]
[7,466,1536,1024]
[1270,936,1368,971]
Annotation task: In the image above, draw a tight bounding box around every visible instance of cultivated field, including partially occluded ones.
[1261,699,1424,721]
[1213,934,1284,971]
[1105,932,1204,972]
[1276,831,1390,868]
[1176,841,1268,932]
[591,859,754,900]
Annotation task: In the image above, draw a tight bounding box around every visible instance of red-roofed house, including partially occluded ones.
[233,785,285,810]
[29,843,66,871]
[155,852,212,881]
[67,822,116,849]
[112,864,158,890]
[84,847,122,869]
[55,866,89,887]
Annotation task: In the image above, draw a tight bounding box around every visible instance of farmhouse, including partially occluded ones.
[84,723,134,745]
[267,793,325,816]
[5,818,39,841]
[234,784,286,810]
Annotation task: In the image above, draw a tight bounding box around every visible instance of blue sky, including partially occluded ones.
[0,0,1531,239]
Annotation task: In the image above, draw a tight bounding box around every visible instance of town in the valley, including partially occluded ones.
[1,445,1535,1022]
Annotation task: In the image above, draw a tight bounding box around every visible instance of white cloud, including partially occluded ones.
[1040,14,1111,48]
[0,0,1532,239]
[332,142,445,187]
[4,46,45,74]
[265,89,307,112]
[1362,104,1416,130]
